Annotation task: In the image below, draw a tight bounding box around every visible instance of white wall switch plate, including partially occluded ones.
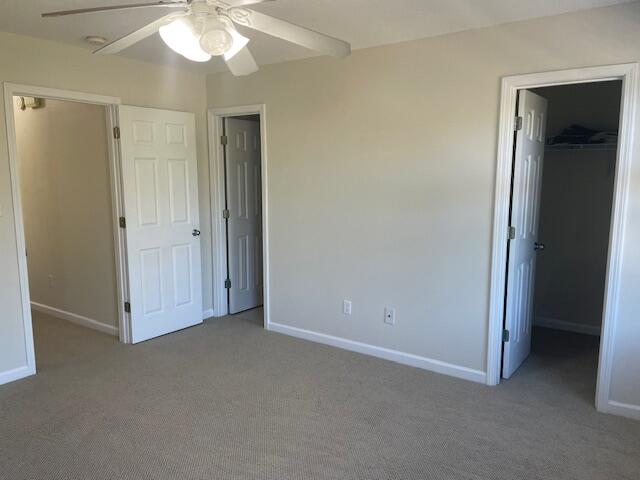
[343,299,352,315]
[384,306,396,325]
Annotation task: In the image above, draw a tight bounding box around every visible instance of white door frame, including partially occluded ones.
[3,83,132,367]
[487,64,638,413]
[208,105,270,325]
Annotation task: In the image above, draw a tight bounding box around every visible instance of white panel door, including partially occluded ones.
[503,90,548,378]
[119,106,202,343]
[225,118,263,314]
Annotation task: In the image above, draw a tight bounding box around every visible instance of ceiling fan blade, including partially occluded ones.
[224,47,259,76]
[94,12,182,55]
[228,8,350,58]
[221,0,274,6]
[42,1,189,18]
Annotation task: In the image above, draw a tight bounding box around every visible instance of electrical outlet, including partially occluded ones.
[48,274,54,288]
[384,306,396,325]
[343,299,352,315]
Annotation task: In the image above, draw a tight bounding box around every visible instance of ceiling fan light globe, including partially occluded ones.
[199,29,233,56]
[159,17,211,62]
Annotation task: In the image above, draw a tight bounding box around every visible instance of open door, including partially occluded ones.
[119,106,202,343]
[503,90,548,378]
[224,117,263,314]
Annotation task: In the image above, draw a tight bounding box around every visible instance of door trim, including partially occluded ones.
[3,83,129,381]
[486,64,638,415]
[208,105,269,326]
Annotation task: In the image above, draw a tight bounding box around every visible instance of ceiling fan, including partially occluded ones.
[42,0,351,76]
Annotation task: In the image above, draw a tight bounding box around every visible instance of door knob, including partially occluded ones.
[534,242,545,251]
[192,229,201,237]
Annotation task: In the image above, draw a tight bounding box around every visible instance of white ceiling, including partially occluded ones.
[0,0,633,74]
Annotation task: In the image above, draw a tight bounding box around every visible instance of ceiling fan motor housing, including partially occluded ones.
[199,16,235,56]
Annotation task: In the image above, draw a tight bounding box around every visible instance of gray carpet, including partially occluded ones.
[0,310,638,480]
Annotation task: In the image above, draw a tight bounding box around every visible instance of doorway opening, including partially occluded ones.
[487,64,637,417]
[208,106,269,326]
[14,95,119,340]
[4,84,127,376]
[502,80,621,397]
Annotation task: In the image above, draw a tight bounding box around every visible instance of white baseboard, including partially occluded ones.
[605,400,640,421]
[0,365,35,386]
[211,306,228,318]
[31,302,118,336]
[534,316,601,336]
[268,322,486,384]
[202,308,214,320]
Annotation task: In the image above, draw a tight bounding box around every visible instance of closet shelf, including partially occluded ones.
[545,143,617,151]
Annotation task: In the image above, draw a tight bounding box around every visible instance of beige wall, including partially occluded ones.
[533,82,621,331]
[206,2,640,408]
[14,98,118,328]
[0,31,210,375]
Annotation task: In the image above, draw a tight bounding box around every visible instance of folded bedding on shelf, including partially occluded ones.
[546,124,618,146]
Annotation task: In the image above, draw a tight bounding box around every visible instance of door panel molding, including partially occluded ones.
[119,105,202,343]
[502,90,547,379]
[208,105,269,325]
[225,117,263,314]
[487,64,638,417]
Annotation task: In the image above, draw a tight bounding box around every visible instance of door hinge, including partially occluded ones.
[119,217,126,229]
[224,278,231,289]
[508,226,516,240]
[113,126,121,139]
[514,116,523,131]
[503,329,510,343]
[220,135,228,146]
[124,301,131,313]
[223,209,230,219]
